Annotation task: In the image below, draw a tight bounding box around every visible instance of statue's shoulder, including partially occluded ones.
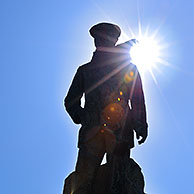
[78,62,92,70]
[78,61,96,74]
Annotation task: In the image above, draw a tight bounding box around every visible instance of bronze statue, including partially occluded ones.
[64,22,148,194]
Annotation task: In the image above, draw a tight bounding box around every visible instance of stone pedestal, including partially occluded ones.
[63,158,146,194]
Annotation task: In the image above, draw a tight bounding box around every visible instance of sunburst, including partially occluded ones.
[128,29,169,78]
[119,21,170,80]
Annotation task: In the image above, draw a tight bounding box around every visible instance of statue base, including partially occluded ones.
[63,158,146,194]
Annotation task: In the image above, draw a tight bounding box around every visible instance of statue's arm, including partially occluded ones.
[131,67,148,144]
[64,67,84,124]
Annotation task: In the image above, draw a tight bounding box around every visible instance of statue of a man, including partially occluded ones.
[64,22,148,194]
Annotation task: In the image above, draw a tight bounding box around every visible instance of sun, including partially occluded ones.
[119,24,169,77]
[130,35,161,73]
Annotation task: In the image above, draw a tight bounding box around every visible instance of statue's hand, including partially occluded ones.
[135,123,148,145]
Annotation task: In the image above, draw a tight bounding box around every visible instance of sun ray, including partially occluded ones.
[136,0,142,38]
[68,58,132,108]
[151,28,160,39]
[149,71,194,161]
[157,58,170,66]
[152,64,162,74]
[144,26,149,37]
[149,68,159,86]
[119,8,136,38]
[89,0,112,21]
[126,26,135,38]
[85,59,131,95]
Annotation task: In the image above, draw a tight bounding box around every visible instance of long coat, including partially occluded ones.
[65,49,147,148]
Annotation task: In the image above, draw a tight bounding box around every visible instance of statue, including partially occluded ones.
[63,22,148,194]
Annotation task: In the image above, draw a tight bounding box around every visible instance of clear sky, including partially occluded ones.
[1,0,194,194]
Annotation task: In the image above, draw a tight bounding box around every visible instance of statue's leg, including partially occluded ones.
[105,131,131,194]
[74,132,105,194]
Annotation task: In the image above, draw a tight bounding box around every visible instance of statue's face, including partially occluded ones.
[94,36,118,47]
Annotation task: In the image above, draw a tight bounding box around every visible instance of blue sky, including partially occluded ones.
[1,0,194,193]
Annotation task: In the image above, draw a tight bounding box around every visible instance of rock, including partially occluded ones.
[63,158,146,194]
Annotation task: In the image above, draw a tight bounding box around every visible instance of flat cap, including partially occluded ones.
[89,22,121,39]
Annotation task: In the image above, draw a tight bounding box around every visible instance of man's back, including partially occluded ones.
[65,49,139,148]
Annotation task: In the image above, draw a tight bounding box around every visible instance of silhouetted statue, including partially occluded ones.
[64,23,148,194]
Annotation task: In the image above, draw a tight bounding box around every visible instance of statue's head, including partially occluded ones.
[89,22,121,47]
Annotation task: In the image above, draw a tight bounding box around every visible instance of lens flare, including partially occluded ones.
[102,103,124,127]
